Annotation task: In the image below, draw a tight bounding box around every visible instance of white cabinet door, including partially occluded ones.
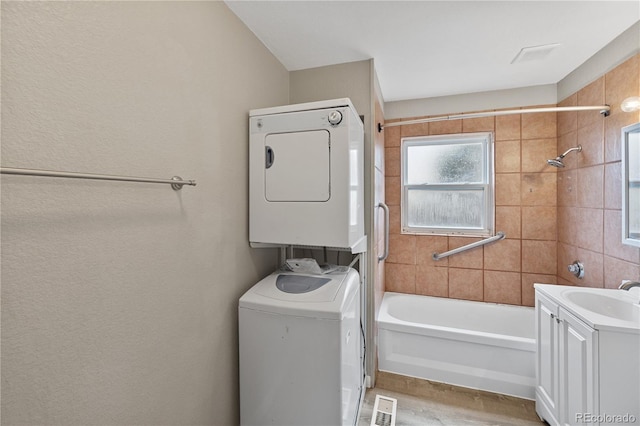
[559,308,598,426]
[265,130,330,202]
[536,292,560,425]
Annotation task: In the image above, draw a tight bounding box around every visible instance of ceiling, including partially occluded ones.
[225,1,640,102]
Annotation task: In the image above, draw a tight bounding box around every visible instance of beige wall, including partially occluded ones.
[1,2,288,424]
[290,59,379,383]
[371,65,386,384]
[382,54,640,306]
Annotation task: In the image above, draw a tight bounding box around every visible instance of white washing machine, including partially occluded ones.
[239,268,362,426]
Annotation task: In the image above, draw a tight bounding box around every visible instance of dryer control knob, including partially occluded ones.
[328,110,343,126]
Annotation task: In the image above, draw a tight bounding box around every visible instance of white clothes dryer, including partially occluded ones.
[239,268,362,426]
[249,98,365,252]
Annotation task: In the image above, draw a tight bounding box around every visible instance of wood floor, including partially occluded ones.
[358,372,544,426]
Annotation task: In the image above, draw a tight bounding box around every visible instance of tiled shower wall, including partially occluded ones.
[556,54,640,290]
[383,54,640,307]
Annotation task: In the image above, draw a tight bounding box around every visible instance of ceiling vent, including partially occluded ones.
[511,43,560,64]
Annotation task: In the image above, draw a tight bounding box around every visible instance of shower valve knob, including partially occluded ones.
[568,261,584,279]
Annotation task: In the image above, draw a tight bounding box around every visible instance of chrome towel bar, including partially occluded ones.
[432,231,505,261]
[0,167,196,190]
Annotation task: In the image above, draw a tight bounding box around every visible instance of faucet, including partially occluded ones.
[619,281,640,304]
[619,281,640,290]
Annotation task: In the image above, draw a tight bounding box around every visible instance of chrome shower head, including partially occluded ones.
[547,145,582,168]
[547,158,565,168]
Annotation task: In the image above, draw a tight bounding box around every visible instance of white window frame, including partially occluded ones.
[401,132,495,237]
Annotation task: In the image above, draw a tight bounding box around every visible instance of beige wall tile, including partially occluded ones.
[522,138,558,173]
[495,140,521,173]
[384,122,401,147]
[522,110,556,140]
[521,173,557,206]
[573,207,603,253]
[605,55,639,116]
[557,242,574,283]
[448,268,483,301]
[557,94,577,136]
[557,243,604,288]
[389,204,401,234]
[577,121,604,167]
[522,240,557,274]
[495,206,521,239]
[604,111,638,163]
[522,206,557,240]
[557,131,579,170]
[603,256,640,289]
[387,234,416,265]
[401,122,429,138]
[484,239,521,271]
[495,114,521,141]
[577,77,605,129]
[495,173,521,206]
[416,235,449,266]
[430,119,462,135]
[522,273,557,306]
[385,146,400,177]
[484,270,522,305]
[604,162,622,210]
[448,237,484,269]
[385,176,400,206]
[557,206,578,245]
[574,247,605,288]
[576,165,604,209]
[416,264,449,297]
[385,263,416,294]
[603,209,640,264]
[463,115,494,133]
[557,169,577,207]
[556,277,574,286]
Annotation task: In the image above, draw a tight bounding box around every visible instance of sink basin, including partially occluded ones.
[563,291,640,322]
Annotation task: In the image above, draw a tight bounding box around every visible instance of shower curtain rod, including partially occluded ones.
[0,167,196,190]
[377,104,610,132]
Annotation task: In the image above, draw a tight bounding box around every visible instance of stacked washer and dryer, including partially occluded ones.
[239,99,366,426]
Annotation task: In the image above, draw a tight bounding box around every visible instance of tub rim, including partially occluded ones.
[377,292,535,352]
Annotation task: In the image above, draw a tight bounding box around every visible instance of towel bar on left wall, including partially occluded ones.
[0,167,197,191]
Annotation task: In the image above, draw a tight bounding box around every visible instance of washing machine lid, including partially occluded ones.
[239,269,359,319]
[275,275,332,294]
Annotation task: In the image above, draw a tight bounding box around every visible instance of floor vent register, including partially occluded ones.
[370,394,397,426]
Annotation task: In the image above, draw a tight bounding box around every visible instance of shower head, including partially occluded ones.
[547,145,582,168]
[547,158,565,168]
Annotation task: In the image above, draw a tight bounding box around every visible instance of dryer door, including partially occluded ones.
[265,130,330,202]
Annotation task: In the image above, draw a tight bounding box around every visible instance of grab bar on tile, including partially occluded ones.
[432,231,505,261]
[0,167,196,190]
[377,202,389,262]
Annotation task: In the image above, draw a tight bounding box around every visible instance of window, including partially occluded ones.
[401,132,494,236]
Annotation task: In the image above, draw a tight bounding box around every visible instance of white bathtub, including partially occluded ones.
[377,292,536,400]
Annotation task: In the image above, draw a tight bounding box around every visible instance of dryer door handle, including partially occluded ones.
[265,146,275,169]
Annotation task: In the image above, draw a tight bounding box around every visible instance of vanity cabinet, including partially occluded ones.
[536,292,560,424]
[535,287,639,426]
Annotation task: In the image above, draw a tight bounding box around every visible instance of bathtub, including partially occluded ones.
[377,292,536,400]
